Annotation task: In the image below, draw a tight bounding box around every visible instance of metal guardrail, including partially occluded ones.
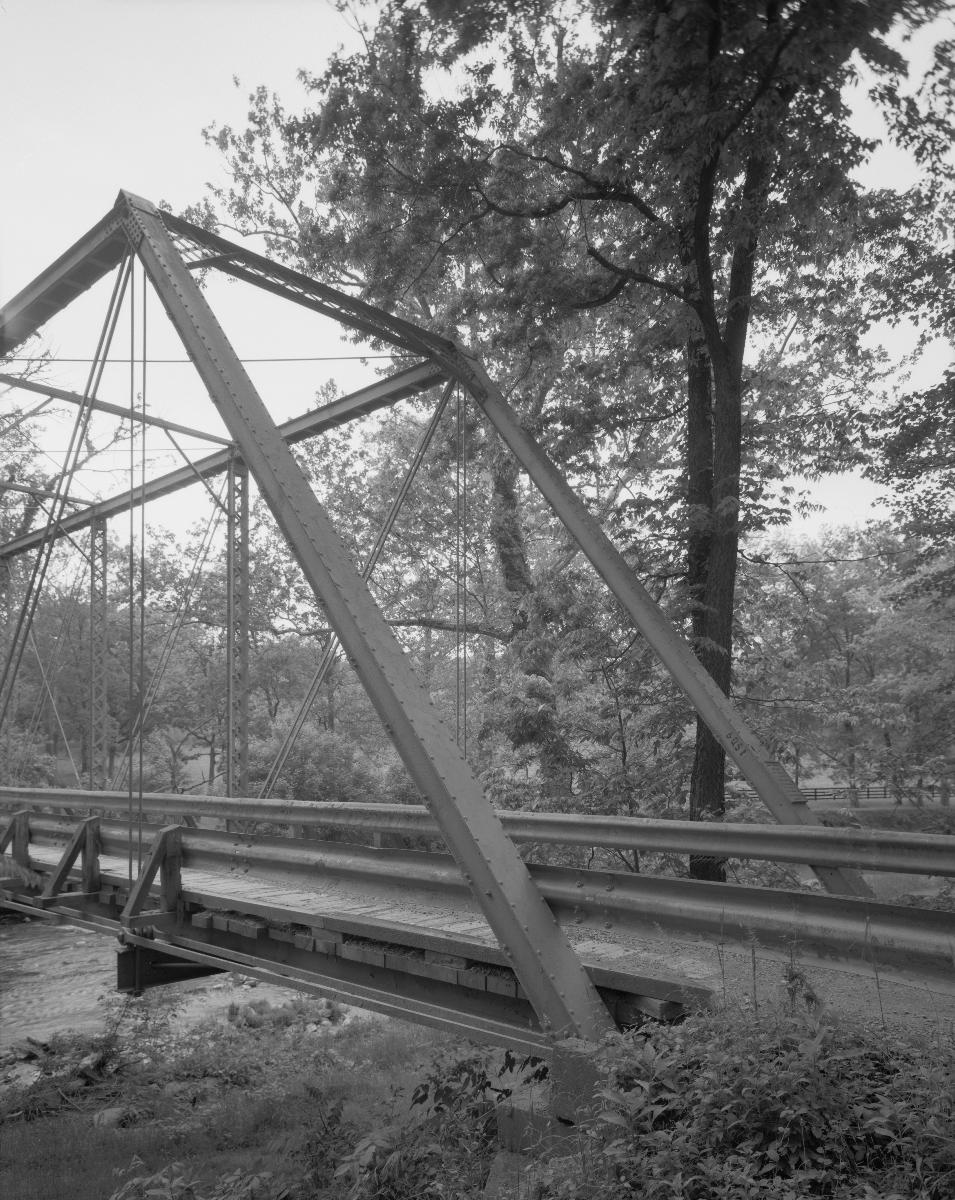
[731,783,949,805]
[6,807,955,994]
[2,788,954,877]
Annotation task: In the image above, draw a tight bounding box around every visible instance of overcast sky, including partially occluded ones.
[1,0,950,532]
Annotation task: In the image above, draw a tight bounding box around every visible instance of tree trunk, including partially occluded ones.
[684,332,729,879]
[489,447,573,804]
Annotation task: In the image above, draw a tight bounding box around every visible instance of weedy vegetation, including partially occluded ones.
[0,977,952,1200]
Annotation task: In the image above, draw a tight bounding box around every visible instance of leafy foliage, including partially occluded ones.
[542,1010,955,1199]
[186,0,954,842]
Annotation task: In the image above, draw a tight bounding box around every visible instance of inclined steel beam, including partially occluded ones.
[434,348,869,898]
[145,208,866,895]
[161,209,456,358]
[0,210,129,358]
[0,373,234,446]
[0,360,446,560]
[118,190,614,1041]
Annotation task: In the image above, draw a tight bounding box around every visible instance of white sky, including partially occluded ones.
[0,0,951,535]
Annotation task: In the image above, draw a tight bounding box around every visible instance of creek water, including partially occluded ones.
[0,917,310,1052]
[0,918,119,1050]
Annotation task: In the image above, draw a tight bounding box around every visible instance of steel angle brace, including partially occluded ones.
[116,189,613,1043]
[439,348,868,898]
[120,824,183,935]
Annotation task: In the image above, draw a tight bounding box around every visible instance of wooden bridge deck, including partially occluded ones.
[12,829,954,1047]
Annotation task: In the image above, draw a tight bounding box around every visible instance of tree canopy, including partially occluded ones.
[180,0,954,874]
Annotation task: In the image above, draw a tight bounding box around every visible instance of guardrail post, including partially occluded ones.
[40,815,101,901]
[0,809,31,867]
[11,810,30,868]
[121,825,182,926]
[83,817,101,893]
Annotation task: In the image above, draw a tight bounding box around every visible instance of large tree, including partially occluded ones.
[193,0,952,875]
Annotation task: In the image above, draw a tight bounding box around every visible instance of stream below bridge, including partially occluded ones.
[0,916,316,1054]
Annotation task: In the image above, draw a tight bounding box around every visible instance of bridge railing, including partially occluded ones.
[2,790,955,997]
[1,787,952,877]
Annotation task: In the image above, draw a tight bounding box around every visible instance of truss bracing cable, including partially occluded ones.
[0,253,133,733]
[110,484,226,790]
[28,631,81,785]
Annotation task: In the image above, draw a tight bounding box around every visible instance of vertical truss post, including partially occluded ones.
[119,191,614,1042]
[88,516,109,789]
[225,453,250,801]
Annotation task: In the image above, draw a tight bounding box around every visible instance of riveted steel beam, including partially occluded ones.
[161,210,455,358]
[117,190,613,1041]
[436,347,869,898]
[0,211,128,357]
[144,209,868,897]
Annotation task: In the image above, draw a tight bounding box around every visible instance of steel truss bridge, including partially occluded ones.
[0,192,953,1055]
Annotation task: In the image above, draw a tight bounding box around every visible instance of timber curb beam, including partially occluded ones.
[0,190,869,1046]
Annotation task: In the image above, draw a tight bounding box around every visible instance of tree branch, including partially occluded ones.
[586,246,686,302]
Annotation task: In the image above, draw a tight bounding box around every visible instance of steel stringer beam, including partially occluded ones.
[438,348,868,898]
[117,191,614,1041]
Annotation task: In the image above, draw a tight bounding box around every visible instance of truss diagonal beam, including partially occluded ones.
[438,351,868,897]
[0,361,446,560]
[119,190,613,1041]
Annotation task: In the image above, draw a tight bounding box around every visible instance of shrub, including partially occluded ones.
[542,1009,955,1200]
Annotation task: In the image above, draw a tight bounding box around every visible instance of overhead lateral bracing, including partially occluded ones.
[0,373,234,446]
[0,480,93,507]
[0,360,446,560]
[0,188,869,1041]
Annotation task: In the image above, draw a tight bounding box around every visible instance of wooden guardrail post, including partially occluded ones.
[121,825,183,929]
[0,810,32,868]
[38,816,101,905]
